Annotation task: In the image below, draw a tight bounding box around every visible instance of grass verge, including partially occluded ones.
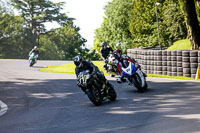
[0,59,26,60]
[147,74,198,80]
[40,61,109,75]
[167,39,191,50]
[40,61,199,81]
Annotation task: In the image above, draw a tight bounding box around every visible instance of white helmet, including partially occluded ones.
[34,46,37,49]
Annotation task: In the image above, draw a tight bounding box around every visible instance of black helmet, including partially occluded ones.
[101,42,107,47]
[74,55,82,67]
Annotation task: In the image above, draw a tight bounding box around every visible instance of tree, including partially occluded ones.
[161,0,187,46]
[11,0,68,47]
[49,20,86,60]
[129,0,187,48]
[94,0,134,53]
[38,34,62,60]
[1,1,87,60]
[0,11,26,58]
[179,0,200,49]
[129,0,158,48]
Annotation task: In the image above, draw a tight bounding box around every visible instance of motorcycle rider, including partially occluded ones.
[100,42,113,72]
[113,49,145,83]
[29,46,39,62]
[74,55,112,92]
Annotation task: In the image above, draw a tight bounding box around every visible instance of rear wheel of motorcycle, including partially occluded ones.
[132,74,145,92]
[107,86,117,101]
[86,89,102,106]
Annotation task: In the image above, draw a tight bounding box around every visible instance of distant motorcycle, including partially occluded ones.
[78,70,117,106]
[106,53,120,77]
[119,60,148,92]
[29,53,37,67]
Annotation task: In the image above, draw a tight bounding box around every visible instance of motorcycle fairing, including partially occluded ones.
[121,61,137,77]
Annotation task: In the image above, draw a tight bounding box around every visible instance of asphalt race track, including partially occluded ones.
[1,59,200,133]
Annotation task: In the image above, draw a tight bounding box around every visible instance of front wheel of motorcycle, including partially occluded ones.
[30,60,35,67]
[107,86,117,101]
[86,89,102,106]
[132,73,145,92]
[143,82,148,90]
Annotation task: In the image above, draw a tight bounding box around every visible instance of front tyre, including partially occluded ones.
[30,60,35,67]
[107,86,117,101]
[86,89,102,106]
[144,81,148,90]
[132,73,145,92]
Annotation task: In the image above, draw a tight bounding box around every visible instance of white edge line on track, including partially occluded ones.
[0,100,8,117]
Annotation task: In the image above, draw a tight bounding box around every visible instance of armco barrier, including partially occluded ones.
[127,49,200,79]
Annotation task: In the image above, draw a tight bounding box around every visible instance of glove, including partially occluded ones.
[135,63,138,68]
[114,59,119,64]
[135,63,141,69]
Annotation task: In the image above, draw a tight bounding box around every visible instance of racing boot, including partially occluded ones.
[116,76,126,84]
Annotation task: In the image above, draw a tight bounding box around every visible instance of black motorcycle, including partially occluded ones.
[78,70,117,106]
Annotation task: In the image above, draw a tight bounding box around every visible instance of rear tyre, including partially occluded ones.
[86,89,102,106]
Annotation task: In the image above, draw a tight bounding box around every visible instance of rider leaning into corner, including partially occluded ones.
[74,55,113,93]
[29,46,39,62]
[100,42,113,72]
[113,49,147,83]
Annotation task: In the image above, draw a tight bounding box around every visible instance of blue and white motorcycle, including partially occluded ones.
[119,60,148,92]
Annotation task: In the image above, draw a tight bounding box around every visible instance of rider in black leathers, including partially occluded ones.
[74,55,112,92]
[100,42,113,72]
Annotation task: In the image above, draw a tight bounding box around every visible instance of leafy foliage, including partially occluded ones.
[162,0,187,45]
[94,0,134,54]
[94,0,188,53]
[11,0,69,47]
[129,0,186,48]
[42,20,86,60]
[0,12,25,58]
[0,0,96,60]
[129,0,158,48]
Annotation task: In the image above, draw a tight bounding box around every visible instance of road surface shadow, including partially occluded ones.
[0,78,200,133]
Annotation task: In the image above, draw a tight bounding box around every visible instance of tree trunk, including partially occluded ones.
[197,0,200,7]
[180,0,200,49]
